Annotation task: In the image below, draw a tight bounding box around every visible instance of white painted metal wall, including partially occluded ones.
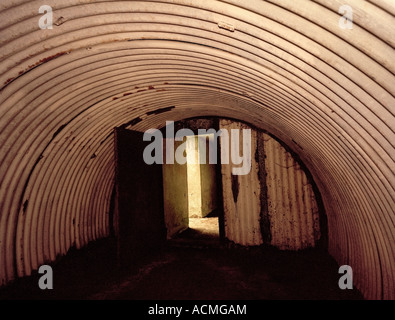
[0,0,393,299]
[264,133,321,250]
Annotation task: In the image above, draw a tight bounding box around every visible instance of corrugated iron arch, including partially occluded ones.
[0,0,393,299]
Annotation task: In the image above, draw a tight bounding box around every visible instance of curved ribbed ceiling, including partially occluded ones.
[0,0,394,299]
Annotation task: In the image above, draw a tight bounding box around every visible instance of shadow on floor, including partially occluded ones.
[0,235,363,300]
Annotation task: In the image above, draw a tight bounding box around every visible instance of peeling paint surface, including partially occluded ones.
[220,120,263,246]
[264,133,321,250]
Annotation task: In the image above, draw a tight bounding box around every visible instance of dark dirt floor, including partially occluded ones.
[0,227,363,300]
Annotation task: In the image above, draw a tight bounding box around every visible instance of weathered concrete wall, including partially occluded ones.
[187,136,202,217]
[220,120,263,246]
[163,139,189,239]
[199,135,218,217]
[220,120,321,249]
[200,155,217,217]
[187,135,218,218]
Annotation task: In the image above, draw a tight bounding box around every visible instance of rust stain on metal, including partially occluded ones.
[256,132,271,243]
[231,174,239,203]
[27,52,68,70]
[3,52,69,88]
[3,77,15,86]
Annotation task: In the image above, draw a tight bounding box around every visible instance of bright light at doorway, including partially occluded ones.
[186,134,219,238]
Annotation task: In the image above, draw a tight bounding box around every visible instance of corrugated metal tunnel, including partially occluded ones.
[0,0,394,300]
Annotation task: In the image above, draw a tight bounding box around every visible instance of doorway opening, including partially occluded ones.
[160,117,327,250]
[186,133,219,240]
[162,126,224,243]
